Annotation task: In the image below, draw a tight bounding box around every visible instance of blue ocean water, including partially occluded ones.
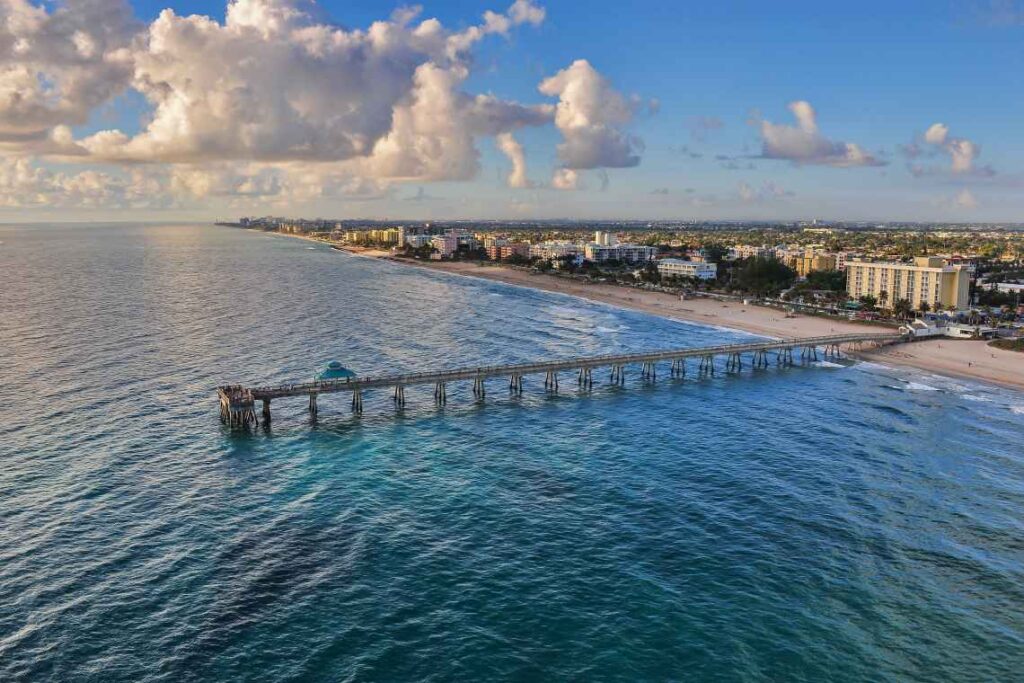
[1,223,1023,682]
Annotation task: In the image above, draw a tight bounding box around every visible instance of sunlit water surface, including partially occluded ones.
[1,224,1022,681]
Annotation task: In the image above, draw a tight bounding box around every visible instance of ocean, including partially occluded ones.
[1,223,1022,681]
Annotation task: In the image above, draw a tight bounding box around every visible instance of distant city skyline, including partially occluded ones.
[2,0,1023,221]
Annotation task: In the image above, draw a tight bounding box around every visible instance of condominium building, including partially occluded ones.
[794,253,837,277]
[584,243,657,264]
[656,258,718,280]
[486,242,530,260]
[730,244,776,260]
[846,257,971,311]
[594,231,616,246]
[430,232,459,258]
[530,241,581,260]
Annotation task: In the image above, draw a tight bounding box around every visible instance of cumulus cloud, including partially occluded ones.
[0,0,652,209]
[756,100,882,167]
[0,0,138,138]
[539,59,643,170]
[75,0,552,168]
[902,122,991,177]
[0,157,172,208]
[495,132,531,188]
[551,168,580,190]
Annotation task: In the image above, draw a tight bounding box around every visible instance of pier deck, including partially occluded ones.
[218,332,904,426]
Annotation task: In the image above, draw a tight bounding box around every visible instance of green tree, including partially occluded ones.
[733,257,796,297]
[805,269,847,291]
[859,294,878,311]
[893,298,913,320]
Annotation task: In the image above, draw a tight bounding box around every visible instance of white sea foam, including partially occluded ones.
[960,394,993,403]
[1011,406,1024,415]
[905,381,940,392]
[813,360,845,369]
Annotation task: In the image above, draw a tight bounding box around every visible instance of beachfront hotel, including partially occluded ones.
[846,257,971,311]
[656,258,718,280]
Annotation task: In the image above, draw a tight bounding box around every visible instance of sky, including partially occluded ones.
[1,0,1023,222]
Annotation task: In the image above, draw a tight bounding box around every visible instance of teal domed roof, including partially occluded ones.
[316,360,356,381]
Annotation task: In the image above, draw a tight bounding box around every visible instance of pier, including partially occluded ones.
[217,333,905,428]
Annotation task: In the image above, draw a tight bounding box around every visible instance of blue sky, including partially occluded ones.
[2,0,1023,221]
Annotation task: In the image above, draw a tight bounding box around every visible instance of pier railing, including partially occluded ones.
[217,332,905,427]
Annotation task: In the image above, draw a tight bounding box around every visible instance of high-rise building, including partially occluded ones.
[846,257,971,311]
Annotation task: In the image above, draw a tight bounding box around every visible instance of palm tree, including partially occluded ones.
[893,298,913,320]
[918,301,931,317]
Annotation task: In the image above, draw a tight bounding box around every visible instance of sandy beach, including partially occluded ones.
[381,257,1024,391]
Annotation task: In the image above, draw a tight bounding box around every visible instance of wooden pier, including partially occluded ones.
[217,332,905,428]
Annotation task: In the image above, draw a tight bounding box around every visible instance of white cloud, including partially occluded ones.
[538,59,643,170]
[0,0,658,209]
[757,100,882,167]
[551,168,580,190]
[906,122,989,177]
[0,0,138,137]
[0,157,173,208]
[495,132,530,188]
[924,122,948,145]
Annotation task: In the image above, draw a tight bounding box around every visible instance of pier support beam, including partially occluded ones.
[262,399,271,424]
[640,362,656,381]
[434,381,447,405]
[472,375,486,399]
[577,367,593,390]
[670,359,686,378]
[509,373,523,395]
[544,370,559,392]
[393,385,406,408]
[351,388,363,414]
[610,365,625,385]
[308,392,318,418]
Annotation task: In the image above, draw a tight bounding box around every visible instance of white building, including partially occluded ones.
[656,258,718,280]
[594,231,616,246]
[584,243,657,264]
[405,234,431,249]
[730,244,775,260]
[530,241,581,260]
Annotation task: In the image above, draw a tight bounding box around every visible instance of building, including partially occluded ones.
[404,234,432,249]
[846,257,971,311]
[656,258,718,281]
[730,244,776,260]
[795,253,837,277]
[530,241,581,260]
[485,239,530,260]
[431,232,459,258]
[594,231,616,246]
[584,243,657,264]
[833,251,860,272]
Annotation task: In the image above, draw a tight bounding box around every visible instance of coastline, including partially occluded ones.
[258,230,1024,391]
[383,256,1024,392]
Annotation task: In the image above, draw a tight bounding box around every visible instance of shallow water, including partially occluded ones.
[2,224,1023,681]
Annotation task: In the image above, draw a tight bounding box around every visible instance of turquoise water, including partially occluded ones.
[1,224,1023,681]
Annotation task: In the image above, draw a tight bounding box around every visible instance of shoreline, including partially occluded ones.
[261,229,1024,392]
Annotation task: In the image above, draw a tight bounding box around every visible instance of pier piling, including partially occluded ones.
[217,333,905,428]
